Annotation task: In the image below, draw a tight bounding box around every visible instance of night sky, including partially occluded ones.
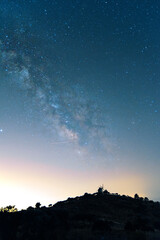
[0,0,160,209]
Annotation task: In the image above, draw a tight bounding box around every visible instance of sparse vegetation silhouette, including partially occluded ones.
[0,188,159,240]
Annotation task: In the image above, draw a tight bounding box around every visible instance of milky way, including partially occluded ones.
[0,35,113,160]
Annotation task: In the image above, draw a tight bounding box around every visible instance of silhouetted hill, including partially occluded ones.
[0,188,160,240]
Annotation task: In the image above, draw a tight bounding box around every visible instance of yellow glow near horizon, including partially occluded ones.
[0,183,53,210]
[0,157,149,209]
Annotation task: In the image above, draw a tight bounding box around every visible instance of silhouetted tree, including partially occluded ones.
[134,193,139,199]
[103,190,110,195]
[98,185,104,194]
[0,205,17,212]
[35,202,41,209]
[144,197,149,201]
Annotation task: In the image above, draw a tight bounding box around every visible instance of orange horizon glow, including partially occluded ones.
[0,157,149,210]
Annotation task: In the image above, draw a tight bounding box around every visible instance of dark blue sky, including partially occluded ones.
[0,0,160,208]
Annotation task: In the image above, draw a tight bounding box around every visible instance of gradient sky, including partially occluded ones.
[0,0,160,209]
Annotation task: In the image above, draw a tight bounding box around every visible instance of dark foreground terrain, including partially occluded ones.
[1,188,160,240]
